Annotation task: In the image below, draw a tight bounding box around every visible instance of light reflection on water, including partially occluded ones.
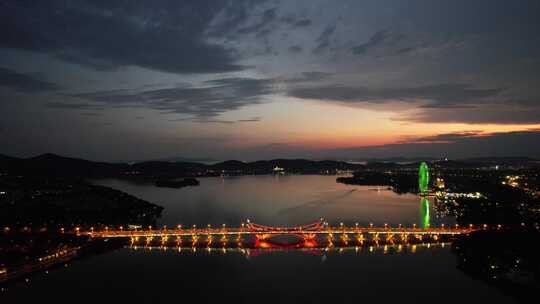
[93,175,451,228]
[420,197,431,228]
[1,243,515,304]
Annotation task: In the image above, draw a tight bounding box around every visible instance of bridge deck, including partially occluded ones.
[83,227,475,238]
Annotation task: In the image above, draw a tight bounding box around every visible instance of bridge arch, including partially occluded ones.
[246,219,323,244]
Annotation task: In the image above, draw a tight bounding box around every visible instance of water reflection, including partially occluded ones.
[127,242,453,258]
[93,175,453,228]
[420,198,431,228]
[1,241,516,304]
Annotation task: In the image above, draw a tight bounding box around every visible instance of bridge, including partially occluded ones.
[79,219,485,246]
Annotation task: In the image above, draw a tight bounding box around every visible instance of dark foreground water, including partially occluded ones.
[0,175,518,303]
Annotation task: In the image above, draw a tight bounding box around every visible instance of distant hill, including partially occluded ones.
[0,153,364,178]
[1,153,537,178]
[0,153,128,177]
[461,157,537,164]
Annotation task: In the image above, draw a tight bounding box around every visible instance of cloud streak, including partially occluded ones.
[0,67,60,93]
[288,83,503,106]
[57,78,276,119]
[324,130,540,160]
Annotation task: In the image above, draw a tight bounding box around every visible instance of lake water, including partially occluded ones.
[93,175,447,228]
[0,175,517,303]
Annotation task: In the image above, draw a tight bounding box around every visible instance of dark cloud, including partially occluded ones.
[236,8,277,37]
[0,0,264,74]
[192,119,236,125]
[399,104,540,125]
[298,72,333,82]
[280,15,312,28]
[57,77,275,119]
[213,9,311,41]
[352,29,404,55]
[47,102,103,111]
[206,1,255,38]
[287,83,540,124]
[313,25,336,54]
[288,45,303,53]
[288,83,503,105]
[168,116,261,124]
[237,117,261,122]
[280,71,334,85]
[0,67,60,93]
[399,131,484,144]
[349,28,469,59]
[325,130,540,159]
[292,19,312,27]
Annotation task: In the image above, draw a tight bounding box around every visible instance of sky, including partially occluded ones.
[1,0,540,162]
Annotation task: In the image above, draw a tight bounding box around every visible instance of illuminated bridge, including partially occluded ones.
[78,220,485,247]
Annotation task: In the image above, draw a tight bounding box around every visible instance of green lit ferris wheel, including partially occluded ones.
[418,162,429,194]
